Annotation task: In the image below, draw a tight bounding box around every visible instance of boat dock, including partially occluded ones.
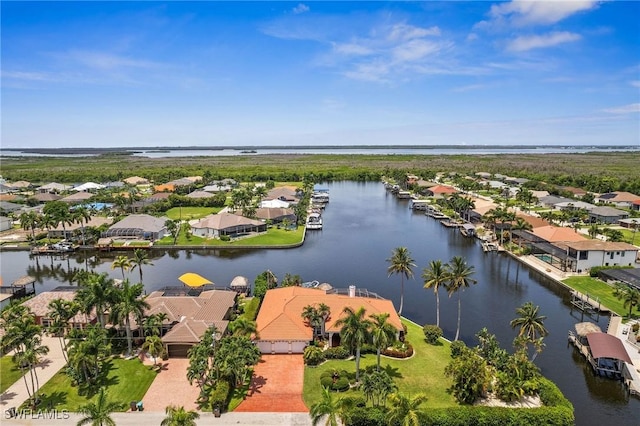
[570,290,611,313]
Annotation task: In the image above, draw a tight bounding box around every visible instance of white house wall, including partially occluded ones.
[577,249,637,272]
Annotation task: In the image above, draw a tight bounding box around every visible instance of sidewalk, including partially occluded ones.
[1,336,67,410]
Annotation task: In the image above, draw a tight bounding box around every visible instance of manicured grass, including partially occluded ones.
[241,297,260,321]
[0,355,26,394]
[155,226,304,247]
[165,207,222,220]
[36,358,157,412]
[562,276,637,318]
[303,319,456,409]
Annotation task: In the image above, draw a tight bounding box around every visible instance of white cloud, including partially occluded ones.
[292,3,310,15]
[451,84,488,93]
[2,70,57,82]
[63,50,162,71]
[478,0,599,29]
[388,23,440,41]
[506,31,581,52]
[392,39,442,62]
[602,103,640,114]
[630,80,640,88]
[333,42,374,56]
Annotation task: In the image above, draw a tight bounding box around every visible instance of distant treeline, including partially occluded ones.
[2,152,639,194]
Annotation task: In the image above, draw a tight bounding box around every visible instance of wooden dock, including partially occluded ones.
[570,290,611,313]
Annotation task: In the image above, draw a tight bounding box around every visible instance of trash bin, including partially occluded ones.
[130,401,137,412]
[213,405,221,417]
[137,401,144,412]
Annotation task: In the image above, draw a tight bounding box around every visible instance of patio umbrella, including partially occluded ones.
[178,272,213,288]
[229,275,249,289]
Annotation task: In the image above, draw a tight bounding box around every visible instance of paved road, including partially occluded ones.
[3,411,314,425]
[1,336,67,411]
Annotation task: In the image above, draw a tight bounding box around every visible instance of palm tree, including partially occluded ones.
[370,312,397,371]
[165,219,180,244]
[386,247,416,315]
[130,249,153,284]
[422,260,448,327]
[613,284,640,318]
[47,298,79,362]
[15,335,49,404]
[161,405,200,426]
[228,317,258,338]
[302,305,323,338]
[141,335,165,366]
[19,211,40,245]
[447,256,477,341]
[335,306,372,382]
[317,303,331,338]
[510,301,548,360]
[76,387,124,426]
[386,392,428,426]
[309,386,344,426]
[111,255,131,280]
[110,280,149,356]
[72,206,92,246]
[511,217,533,248]
[76,272,115,328]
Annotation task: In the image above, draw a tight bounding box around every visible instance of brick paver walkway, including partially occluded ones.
[235,355,307,412]
[139,358,200,412]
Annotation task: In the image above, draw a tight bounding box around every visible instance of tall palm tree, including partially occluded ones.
[141,335,165,366]
[161,405,200,426]
[302,305,323,338]
[111,255,131,281]
[15,335,49,404]
[76,387,124,426]
[19,211,40,245]
[47,298,79,362]
[72,206,92,246]
[386,392,428,426]
[386,247,416,315]
[76,272,115,328]
[110,280,150,356]
[511,217,533,248]
[422,260,449,327]
[309,386,344,426]
[335,306,372,382]
[613,284,640,318]
[317,303,331,338]
[130,249,153,284]
[447,256,477,341]
[510,301,548,360]
[370,312,397,371]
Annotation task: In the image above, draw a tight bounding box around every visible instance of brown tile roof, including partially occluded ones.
[192,213,263,230]
[530,225,587,242]
[265,187,299,202]
[21,290,95,324]
[515,213,550,229]
[556,240,638,252]
[256,287,402,342]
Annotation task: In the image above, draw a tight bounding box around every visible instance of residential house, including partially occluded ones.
[559,186,588,198]
[7,181,32,190]
[154,183,176,193]
[37,182,72,193]
[0,201,25,214]
[255,286,403,354]
[60,192,94,204]
[475,172,492,179]
[260,199,290,209]
[618,218,640,230]
[131,193,171,212]
[0,216,12,232]
[504,177,530,186]
[538,195,574,208]
[104,214,168,240]
[554,201,596,211]
[32,192,61,203]
[595,191,640,208]
[588,206,629,224]
[202,183,233,193]
[598,268,640,291]
[186,191,215,199]
[73,182,105,192]
[553,240,638,273]
[265,187,299,203]
[167,178,195,187]
[21,288,96,329]
[252,207,296,224]
[633,200,640,212]
[144,289,237,357]
[123,176,149,185]
[191,213,266,239]
[49,216,112,239]
[424,184,457,199]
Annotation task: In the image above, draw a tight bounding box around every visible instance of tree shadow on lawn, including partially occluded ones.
[38,391,67,410]
[77,360,119,398]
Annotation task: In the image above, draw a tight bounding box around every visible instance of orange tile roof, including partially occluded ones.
[530,225,587,242]
[515,213,550,229]
[153,184,175,192]
[256,287,402,342]
[427,185,457,194]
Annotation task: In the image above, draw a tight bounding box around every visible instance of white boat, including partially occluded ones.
[306,213,323,230]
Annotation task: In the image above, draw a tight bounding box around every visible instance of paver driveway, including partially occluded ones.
[140,358,200,412]
[236,355,308,412]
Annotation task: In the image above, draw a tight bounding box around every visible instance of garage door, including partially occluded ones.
[291,341,308,353]
[167,344,192,358]
[273,341,289,353]
[256,341,272,354]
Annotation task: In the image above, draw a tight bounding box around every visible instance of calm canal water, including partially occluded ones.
[1,181,638,425]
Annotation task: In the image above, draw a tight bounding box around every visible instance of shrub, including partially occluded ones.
[632,323,639,332]
[319,369,350,392]
[324,346,349,359]
[210,379,231,411]
[382,341,413,358]
[220,235,231,242]
[450,340,467,358]
[303,345,325,366]
[360,343,377,354]
[422,324,443,344]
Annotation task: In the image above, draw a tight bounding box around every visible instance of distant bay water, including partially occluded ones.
[1,145,639,158]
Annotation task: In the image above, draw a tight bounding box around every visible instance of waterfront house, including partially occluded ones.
[103,214,168,241]
[252,207,296,224]
[598,268,640,291]
[255,286,403,354]
[424,184,457,199]
[191,213,266,239]
[260,199,291,208]
[588,206,629,224]
[0,216,12,232]
[265,186,300,203]
[21,287,96,329]
[48,216,112,239]
[595,191,640,208]
[553,240,638,273]
[144,288,236,358]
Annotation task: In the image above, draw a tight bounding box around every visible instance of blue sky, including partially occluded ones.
[1,1,639,148]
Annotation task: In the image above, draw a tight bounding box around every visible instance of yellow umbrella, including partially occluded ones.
[178,273,213,288]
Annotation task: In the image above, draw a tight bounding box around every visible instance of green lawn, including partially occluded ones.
[303,319,456,409]
[165,207,223,220]
[36,358,157,412]
[241,297,260,321]
[156,226,304,247]
[0,356,26,394]
[562,276,637,318]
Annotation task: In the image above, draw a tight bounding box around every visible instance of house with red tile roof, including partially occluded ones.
[255,286,403,354]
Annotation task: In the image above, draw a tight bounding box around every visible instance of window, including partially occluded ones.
[579,251,588,260]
